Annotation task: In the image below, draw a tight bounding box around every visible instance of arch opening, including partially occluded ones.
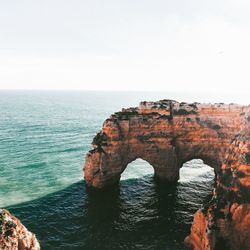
[179,159,215,183]
[178,159,216,206]
[120,158,154,181]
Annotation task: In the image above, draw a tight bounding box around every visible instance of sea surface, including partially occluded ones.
[0,91,224,249]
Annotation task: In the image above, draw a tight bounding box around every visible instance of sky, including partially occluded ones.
[0,0,250,93]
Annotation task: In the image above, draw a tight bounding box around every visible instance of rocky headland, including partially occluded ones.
[84,100,250,250]
[185,121,250,249]
[0,209,40,250]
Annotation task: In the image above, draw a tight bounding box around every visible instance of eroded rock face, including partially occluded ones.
[185,117,250,250]
[84,99,250,250]
[0,209,40,250]
[84,100,248,188]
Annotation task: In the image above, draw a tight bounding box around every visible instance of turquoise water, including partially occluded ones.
[0,90,183,207]
[0,91,216,249]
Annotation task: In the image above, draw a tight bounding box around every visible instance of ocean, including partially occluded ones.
[0,91,230,249]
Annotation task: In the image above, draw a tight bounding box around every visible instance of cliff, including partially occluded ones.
[84,100,248,188]
[0,209,40,250]
[185,119,250,249]
[84,99,250,249]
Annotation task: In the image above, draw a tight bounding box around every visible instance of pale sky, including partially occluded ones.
[0,0,250,93]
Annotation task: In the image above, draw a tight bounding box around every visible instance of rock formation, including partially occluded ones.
[84,100,248,188]
[185,116,250,250]
[0,209,40,250]
[84,99,250,250]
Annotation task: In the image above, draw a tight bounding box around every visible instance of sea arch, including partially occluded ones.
[84,100,247,188]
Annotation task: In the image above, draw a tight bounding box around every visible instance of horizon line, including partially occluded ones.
[0,89,246,94]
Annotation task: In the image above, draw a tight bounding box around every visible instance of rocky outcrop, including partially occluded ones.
[84,99,250,249]
[84,100,248,188]
[185,116,250,250]
[0,209,40,250]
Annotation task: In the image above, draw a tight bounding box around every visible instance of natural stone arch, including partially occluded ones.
[84,100,248,188]
[84,100,250,249]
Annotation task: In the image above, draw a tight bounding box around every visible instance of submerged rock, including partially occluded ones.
[0,209,40,250]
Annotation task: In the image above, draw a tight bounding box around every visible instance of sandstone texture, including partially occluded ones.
[0,209,40,250]
[185,119,250,250]
[84,99,250,250]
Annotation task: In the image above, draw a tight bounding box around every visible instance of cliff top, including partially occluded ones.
[108,100,249,121]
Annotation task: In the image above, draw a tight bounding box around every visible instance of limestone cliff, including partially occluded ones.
[0,209,40,250]
[84,100,248,188]
[84,100,250,249]
[185,115,250,250]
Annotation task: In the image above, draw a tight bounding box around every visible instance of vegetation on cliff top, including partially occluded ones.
[0,209,17,239]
